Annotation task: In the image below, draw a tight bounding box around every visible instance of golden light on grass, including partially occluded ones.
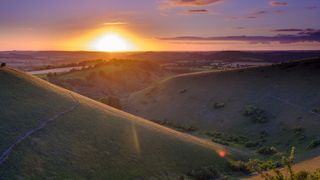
[89,32,134,52]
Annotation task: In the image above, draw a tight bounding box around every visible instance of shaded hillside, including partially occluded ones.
[125,59,320,160]
[0,68,235,179]
[48,60,175,106]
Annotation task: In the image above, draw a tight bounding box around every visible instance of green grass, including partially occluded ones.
[125,58,320,161]
[0,68,231,179]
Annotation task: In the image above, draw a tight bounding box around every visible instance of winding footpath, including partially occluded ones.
[0,93,79,165]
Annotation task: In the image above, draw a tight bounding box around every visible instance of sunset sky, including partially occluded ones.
[1,0,320,51]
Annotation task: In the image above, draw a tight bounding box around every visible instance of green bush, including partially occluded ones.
[307,139,320,149]
[99,96,122,109]
[292,126,304,136]
[243,105,269,123]
[312,108,320,113]
[250,147,320,180]
[248,159,280,171]
[151,120,197,132]
[211,139,229,146]
[295,170,309,180]
[228,160,251,174]
[187,166,221,180]
[214,102,225,109]
[257,146,278,155]
[179,89,187,94]
[245,141,260,148]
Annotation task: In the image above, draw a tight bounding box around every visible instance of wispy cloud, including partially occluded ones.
[269,1,288,7]
[307,5,318,10]
[164,0,223,7]
[103,22,127,26]
[181,9,209,15]
[158,29,320,44]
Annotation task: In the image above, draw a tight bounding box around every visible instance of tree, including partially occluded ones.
[1,63,6,67]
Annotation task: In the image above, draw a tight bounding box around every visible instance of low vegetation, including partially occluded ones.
[213,102,225,109]
[243,105,269,123]
[250,147,320,180]
[312,108,320,114]
[257,146,278,156]
[307,139,320,149]
[99,96,122,109]
[187,166,222,180]
[151,119,198,132]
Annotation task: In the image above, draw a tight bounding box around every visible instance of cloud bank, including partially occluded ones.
[159,29,320,44]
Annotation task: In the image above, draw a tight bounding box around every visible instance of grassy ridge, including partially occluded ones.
[125,59,320,160]
[0,68,231,179]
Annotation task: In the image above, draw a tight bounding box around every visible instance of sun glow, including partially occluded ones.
[90,32,134,52]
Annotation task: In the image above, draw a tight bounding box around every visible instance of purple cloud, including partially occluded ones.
[164,0,223,7]
[188,9,208,13]
[270,1,288,6]
[158,29,320,44]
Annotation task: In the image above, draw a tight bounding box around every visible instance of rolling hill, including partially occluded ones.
[48,60,174,106]
[0,67,237,179]
[125,59,320,160]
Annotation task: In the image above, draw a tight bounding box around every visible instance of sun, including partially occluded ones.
[90,32,133,52]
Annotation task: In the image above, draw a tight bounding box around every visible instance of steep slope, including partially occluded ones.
[125,59,320,159]
[0,68,234,179]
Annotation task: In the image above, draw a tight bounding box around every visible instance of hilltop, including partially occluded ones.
[125,58,320,160]
[0,67,236,179]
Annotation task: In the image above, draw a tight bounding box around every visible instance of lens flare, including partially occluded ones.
[218,150,226,158]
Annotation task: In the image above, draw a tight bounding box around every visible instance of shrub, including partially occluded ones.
[250,147,320,180]
[211,139,229,146]
[228,160,251,174]
[307,139,320,149]
[187,166,221,180]
[295,170,309,180]
[257,146,278,155]
[179,89,187,94]
[293,126,304,136]
[243,105,269,123]
[312,108,320,113]
[151,120,197,132]
[205,131,222,138]
[100,96,122,109]
[245,141,260,148]
[214,102,225,109]
[0,62,6,67]
[248,159,280,171]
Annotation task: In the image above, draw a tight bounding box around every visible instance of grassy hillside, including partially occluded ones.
[125,59,320,160]
[47,60,174,108]
[0,67,235,179]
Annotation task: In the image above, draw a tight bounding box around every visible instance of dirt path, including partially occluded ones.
[0,93,79,165]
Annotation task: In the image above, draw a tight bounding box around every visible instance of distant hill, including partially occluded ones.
[1,51,320,70]
[125,58,320,160]
[48,60,175,104]
[0,67,235,179]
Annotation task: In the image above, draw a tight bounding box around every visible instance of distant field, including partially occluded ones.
[0,68,240,179]
[1,50,320,71]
